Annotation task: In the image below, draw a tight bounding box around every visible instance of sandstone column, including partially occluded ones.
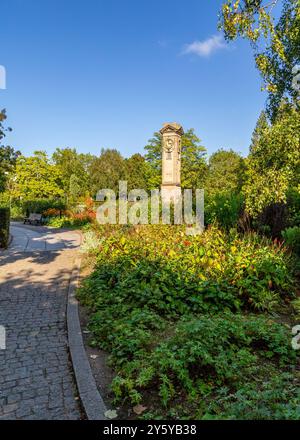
[160,122,184,202]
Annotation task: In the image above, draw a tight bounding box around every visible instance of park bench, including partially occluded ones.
[23,213,43,226]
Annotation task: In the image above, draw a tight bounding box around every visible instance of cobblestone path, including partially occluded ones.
[0,224,82,420]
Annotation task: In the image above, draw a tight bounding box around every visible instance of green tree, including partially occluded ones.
[52,148,96,197]
[144,131,163,188]
[205,149,246,196]
[250,111,270,152]
[220,0,300,120]
[0,110,20,192]
[89,148,125,196]
[144,128,207,190]
[13,151,64,200]
[69,173,82,206]
[181,129,208,190]
[124,153,151,191]
[243,104,300,216]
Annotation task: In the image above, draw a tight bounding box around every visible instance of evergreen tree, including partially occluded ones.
[69,174,82,206]
[250,111,269,153]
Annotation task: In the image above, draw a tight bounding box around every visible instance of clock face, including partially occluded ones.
[164,137,174,152]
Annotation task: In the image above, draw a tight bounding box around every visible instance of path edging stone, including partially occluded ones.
[67,256,107,420]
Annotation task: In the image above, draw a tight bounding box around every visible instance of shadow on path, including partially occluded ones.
[0,225,82,420]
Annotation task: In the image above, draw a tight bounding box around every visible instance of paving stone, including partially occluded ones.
[0,225,81,420]
[7,394,21,404]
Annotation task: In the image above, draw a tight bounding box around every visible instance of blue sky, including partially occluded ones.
[0,0,267,158]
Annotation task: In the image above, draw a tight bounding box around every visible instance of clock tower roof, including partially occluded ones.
[160,122,184,136]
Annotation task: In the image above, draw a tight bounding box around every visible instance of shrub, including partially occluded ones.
[203,372,300,420]
[79,226,295,314]
[80,230,103,254]
[282,226,300,256]
[77,225,299,419]
[10,204,23,220]
[205,192,244,230]
[256,202,289,238]
[0,207,10,248]
[108,312,298,417]
[287,188,300,227]
[42,208,62,217]
[46,211,96,228]
[72,210,96,225]
[22,199,66,215]
[46,216,72,228]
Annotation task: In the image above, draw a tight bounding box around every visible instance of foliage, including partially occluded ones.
[78,224,298,419]
[205,149,245,196]
[79,225,295,317]
[45,216,72,228]
[46,213,95,228]
[282,226,300,255]
[0,110,20,192]
[124,154,152,192]
[287,187,300,226]
[255,203,288,238]
[52,147,95,198]
[43,208,65,217]
[181,130,208,190]
[80,230,103,254]
[0,191,10,208]
[77,225,299,418]
[45,198,96,228]
[250,111,269,152]
[69,174,82,206]
[145,129,207,190]
[21,199,66,215]
[203,372,300,420]
[205,192,244,230]
[89,148,125,196]
[0,207,10,248]
[220,0,300,120]
[10,204,23,220]
[111,314,296,415]
[13,151,64,199]
[243,105,300,217]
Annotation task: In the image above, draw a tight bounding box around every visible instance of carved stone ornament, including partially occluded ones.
[164,137,174,152]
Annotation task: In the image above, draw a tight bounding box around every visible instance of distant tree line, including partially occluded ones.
[0,102,299,238]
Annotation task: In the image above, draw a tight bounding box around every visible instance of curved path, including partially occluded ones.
[0,224,82,420]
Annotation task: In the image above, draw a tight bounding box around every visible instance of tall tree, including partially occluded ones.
[144,132,163,188]
[220,0,300,120]
[89,148,125,196]
[52,148,96,197]
[124,153,151,191]
[206,149,246,196]
[144,128,207,190]
[250,111,270,152]
[0,109,20,192]
[243,104,300,216]
[69,173,82,206]
[13,151,64,200]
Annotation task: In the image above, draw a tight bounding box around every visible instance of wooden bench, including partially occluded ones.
[23,213,43,226]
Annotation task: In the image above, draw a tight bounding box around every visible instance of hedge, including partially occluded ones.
[22,199,66,215]
[0,207,10,248]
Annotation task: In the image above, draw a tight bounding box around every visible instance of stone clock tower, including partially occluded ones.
[160,122,184,201]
